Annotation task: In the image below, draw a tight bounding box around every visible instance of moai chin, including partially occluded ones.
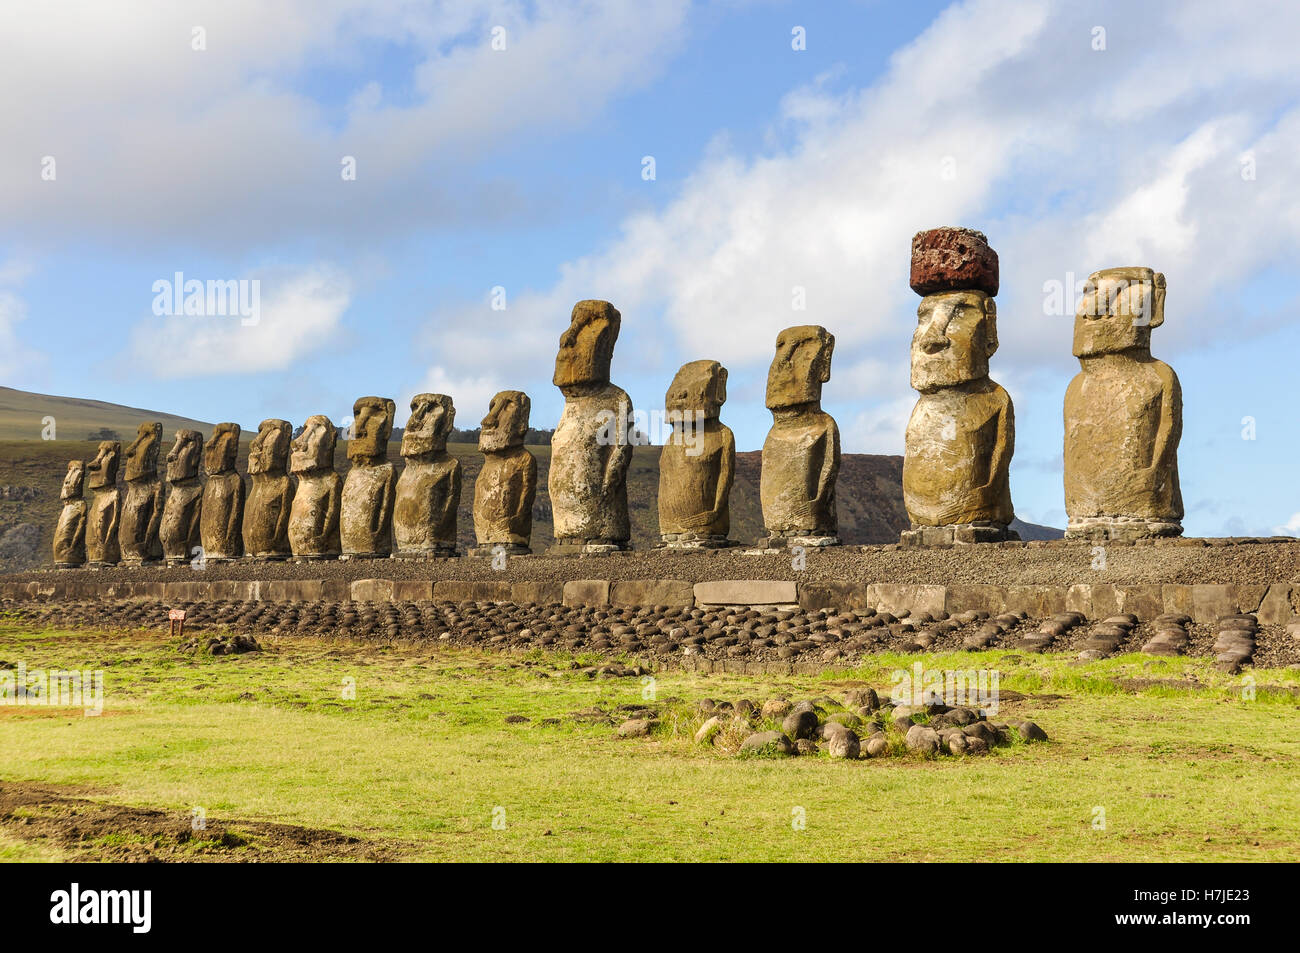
[759,326,840,547]
[243,419,295,560]
[902,227,1017,547]
[472,391,537,556]
[548,299,633,553]
[1064,267,1182,540]
[659,360,736,548]
[159,430,204,567]
[200,423,245,562]
[118,422,164,566]
[84,440,122,568]
[394,394,462,557]
[340,396,398,559]
[288,415,341,560]
[53,460,89,569]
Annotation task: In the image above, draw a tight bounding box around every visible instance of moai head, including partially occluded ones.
[124,422,162,482]
[87,441,120,489]
[61,460,86,500]
[667,360,727,421]
[1073,267,1166,359]
[401,394,455,457]
[290,415,336,475]
[910,291,999,393]
[166,431,203,482]
[204,423,241,475]
[479,391,530,453]
[347,396,396,463]
[247,419,292,475]
[908,226,1001,394]
[553,299,621,393]
[766,326,834,411]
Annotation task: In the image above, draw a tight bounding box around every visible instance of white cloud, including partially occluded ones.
[399,366,503,430]
[0,260,44,381]
[1274,513,1300,537]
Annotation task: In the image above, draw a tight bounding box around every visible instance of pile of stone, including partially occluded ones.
[1014,612,1086,652]
[1212,614,1259,673]
[1139,614,1192,656]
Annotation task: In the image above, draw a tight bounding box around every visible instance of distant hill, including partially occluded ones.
[0,387,1061,567]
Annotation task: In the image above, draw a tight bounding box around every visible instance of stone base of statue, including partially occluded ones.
[242,553,290,562]
[657,533,738,550]
[291,553,338,563]
[163,557,191,568]
[338,552,391,561]
[84,562,115,571]
[54,562,83,570]
[1065,516,1183,542]
[392,544,459,559]
[468,543,531,558]
[119,557,161,568]
[755,533,841,550]
[549,538,630,556]
[900,522,1020,547]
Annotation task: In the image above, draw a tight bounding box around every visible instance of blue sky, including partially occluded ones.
[1,0,1297,536]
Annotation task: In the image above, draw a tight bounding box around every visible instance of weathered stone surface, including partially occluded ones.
[392,580,434,602]
[260,579,325,602]
[432,580,513,603]
[159,430,203,567]
[350,578,394,602]
[910,226,999,297]
[84,440,122,567]
[659,360,734,545]
[394,394,461,557]
[1258,584,1294,626]
[549,300,633,551]
[243,419,294,560]
[903,263,1014,537]
[1115,584,1163,622]
[341,397,397,558]
[759,326,840,544]
[287,415,341,560]
[118,422,164,566]
[868,583,947,618]
[200,423,245,562]
[1004,585,1067,618]
[473,391,537,552]
[1191,584,1236,624]
[798,581,870,611]
[562,579,611,607]
[1065,268,1182,540]
[511,580,565,606]
[694,580,797,606]
[52,459,88,568]
[610,579,693,607]
[905,723,941,754]
[739,731,794,756]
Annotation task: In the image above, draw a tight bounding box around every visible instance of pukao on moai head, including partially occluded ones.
[200,423,244,562]
[341,396,397,559]
[759,326,840,547]
[118,422,164,566]
[659,360,735,547]
[548,299,633,553]
[84,440,122,568]
[287,415,341,560]
[902,227,1016,546]
[472,390,537,556]
[53,459,88,568]
[394,393,462,557]
[1065,267,1182,540]
[159,430,204,566]
[244,418,294,559]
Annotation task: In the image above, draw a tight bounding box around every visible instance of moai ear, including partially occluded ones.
[984,298,999,357]
[1150,273,1166,329]
[716,365,729,405]
[819,332,835,383]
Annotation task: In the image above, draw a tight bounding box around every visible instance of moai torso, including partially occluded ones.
[394,393,462,555]
[1064,269,1182,533]
[200,423,245,561]
[84,441,121,566]
[288,416,341,559]
[160,431,204,566]
[474,447,537,547]
[119,423,163,565]
[659,360,734,542]
[243,419,295,559]
[53,461,88,568]
[758,327,840,542]
[341,397,397,557]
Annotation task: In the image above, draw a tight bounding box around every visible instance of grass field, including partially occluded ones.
[2,625,1297,862]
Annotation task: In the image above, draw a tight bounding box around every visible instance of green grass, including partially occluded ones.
[1,625,1297,861]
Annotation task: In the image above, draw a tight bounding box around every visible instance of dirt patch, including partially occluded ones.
[0,780,399,862]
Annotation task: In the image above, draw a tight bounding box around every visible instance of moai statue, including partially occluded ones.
[118,422,164,566]
[200,423,245,562]
[548,299,633,553]
[52,460,88,569]
[84,440,122,568]
[1065,267,1182,540]
[288,415,341,560]
[159,430,204,567]
[902,227,1017,546]
[472,391,537,556]
[658,360,736,548]
[243,418,295,560]
[394,394,462,558]
[341,397,397,559]
[759,327,840,547]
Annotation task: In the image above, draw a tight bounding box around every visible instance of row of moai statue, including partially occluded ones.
[52,227,1184,566]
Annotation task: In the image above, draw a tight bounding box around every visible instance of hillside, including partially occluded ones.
[0,386,218,442]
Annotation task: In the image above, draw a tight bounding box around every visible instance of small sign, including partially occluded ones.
[168,609,187,622]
